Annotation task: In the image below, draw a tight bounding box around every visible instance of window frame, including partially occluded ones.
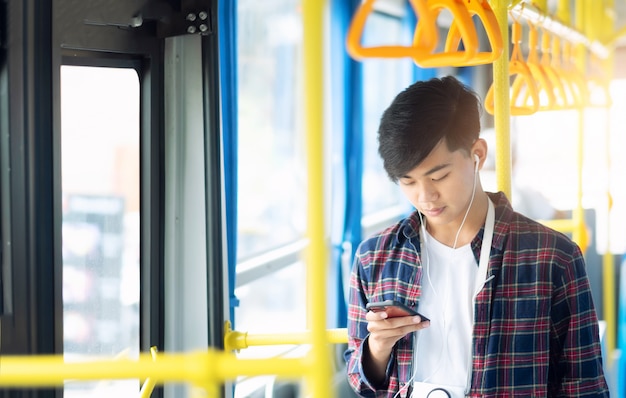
[0,3,166,398]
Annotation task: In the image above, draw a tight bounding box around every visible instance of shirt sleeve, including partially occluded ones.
[344,250,399,397]
[548,244,610,397]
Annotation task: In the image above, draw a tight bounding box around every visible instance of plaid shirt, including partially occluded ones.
[345,192,609,397]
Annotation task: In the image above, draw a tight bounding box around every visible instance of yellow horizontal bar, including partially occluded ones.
[225,327,348,351]
[249,328,347,346]
[0,351,309,387]
[246,329,347,346]
[509,1,609,58]
[537,218,575,233]
[326,328,348,344]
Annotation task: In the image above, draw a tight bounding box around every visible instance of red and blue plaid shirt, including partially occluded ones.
[345,192,609,397]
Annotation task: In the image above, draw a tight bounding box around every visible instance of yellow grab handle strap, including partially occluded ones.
[485,21,538,116]
[443,0,503,66]
[346,0,435,59]
[412,0,478,67]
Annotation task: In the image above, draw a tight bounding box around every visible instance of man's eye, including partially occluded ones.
[400,179,415,186]
[432,173,449,182]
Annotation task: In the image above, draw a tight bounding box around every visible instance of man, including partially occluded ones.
[345,76,609,397]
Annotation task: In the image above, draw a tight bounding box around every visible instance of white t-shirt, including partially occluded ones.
[413,229,477,390]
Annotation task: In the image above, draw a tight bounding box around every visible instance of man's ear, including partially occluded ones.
[471,138,488,167]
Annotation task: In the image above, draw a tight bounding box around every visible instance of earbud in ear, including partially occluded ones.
[473,154,480,173]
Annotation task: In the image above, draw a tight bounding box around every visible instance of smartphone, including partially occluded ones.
[366,300,430,322]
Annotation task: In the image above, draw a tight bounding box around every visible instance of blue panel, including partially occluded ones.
[219,0,240,324]
[329,0,363,328]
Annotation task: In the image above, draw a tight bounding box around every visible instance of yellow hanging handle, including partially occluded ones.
[526,22,556,110]
[443,0,503,66]
[412,0,478,67]
[550,35,579,108]
[485,20,538,116]
[561,41,589,107]
[346,0,436,59]
[540,29,569,110]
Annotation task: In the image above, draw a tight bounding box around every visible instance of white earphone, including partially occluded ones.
[474,153,480,173]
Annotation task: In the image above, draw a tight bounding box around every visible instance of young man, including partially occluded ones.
[345,76,609,397]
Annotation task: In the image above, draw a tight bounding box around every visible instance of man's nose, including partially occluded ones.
[416,184,438,203]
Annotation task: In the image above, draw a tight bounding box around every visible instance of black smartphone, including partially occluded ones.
[366,300,430,322]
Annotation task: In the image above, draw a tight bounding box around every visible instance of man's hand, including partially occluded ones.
[362,310,430,384]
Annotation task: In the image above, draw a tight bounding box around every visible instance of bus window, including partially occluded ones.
[234,0,306,395]
[60,65,140,397]
[236,0,306,261]
[361,11,414,230]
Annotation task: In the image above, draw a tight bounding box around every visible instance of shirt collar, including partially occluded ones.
[395,191,514,255]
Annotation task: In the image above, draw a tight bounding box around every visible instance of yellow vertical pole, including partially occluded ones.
[556,0,570,23]
[579,0,616,360]
[302,0,333,397]
[603,0,617,360]
[491,0,512,199]
[593,0,617,360]
[533,0,547,11]
[569,0,583,253]
[139,346,159,398]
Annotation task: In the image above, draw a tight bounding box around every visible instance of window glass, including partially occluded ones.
[235,261,306,334]
[361,13,414,216]
[237,0,306,261]
[510,79,626,253]
[61,65,140,397]
[234,1,306,395]
[233,260,306,397]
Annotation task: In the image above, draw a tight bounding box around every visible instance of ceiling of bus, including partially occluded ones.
[544,0,626,47]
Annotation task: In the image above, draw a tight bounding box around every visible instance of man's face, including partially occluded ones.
[398,140,478,230]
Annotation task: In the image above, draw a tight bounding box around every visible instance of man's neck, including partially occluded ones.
[426,191,490,248]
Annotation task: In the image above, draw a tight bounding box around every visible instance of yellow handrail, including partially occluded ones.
[224,322,348,352]
[490,0,512,200]
[586,0,617,361]
[0,351,308,390]
[0,325,349,395]
[538,218,589,251]
[138,346,159,398]
[303,0,333,396]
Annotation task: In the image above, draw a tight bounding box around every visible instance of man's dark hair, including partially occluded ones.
[378,76,482,182]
